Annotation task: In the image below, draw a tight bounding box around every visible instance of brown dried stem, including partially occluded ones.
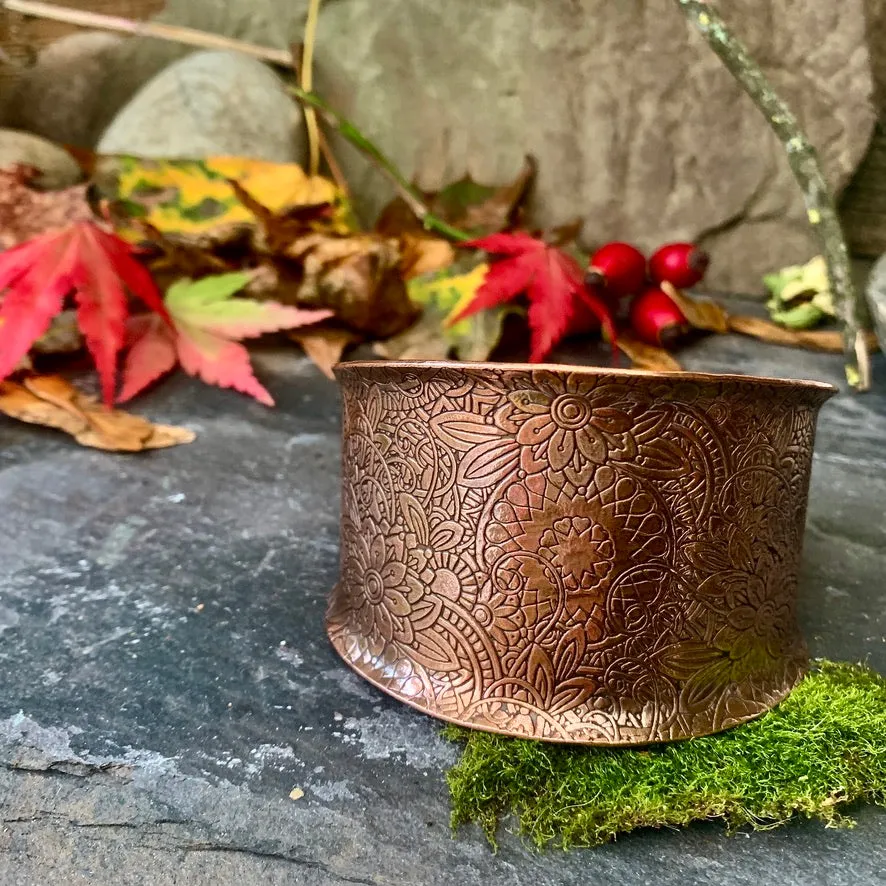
[290,44,352,199]
[1,0,293,66]
[672,0,871,391]
[301,0,322,176]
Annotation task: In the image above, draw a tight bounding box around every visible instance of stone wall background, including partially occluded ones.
[0,0,882,293]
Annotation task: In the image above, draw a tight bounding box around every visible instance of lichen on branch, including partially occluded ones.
[671,0,871,391]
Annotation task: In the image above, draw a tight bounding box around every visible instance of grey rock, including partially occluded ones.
[1,32,124,149]
[20,0,872,291]
[313,0,875,293]
[0,311,885,884]
[3,0,874,291]
[90,0,310,139]
[96,50,305,162]
[0,128,82,189]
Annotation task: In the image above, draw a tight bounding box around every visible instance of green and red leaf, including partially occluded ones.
[119,272,332,406]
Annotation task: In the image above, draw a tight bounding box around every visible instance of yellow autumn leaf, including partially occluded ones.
[99,154,354,246]
[442,263,494,328]
[147,201,252,238]
[117,159,231,207]
[204,157,342,215]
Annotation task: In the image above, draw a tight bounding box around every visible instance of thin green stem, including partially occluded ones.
[288,85,472,243]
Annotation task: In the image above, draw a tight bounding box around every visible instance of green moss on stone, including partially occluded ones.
[444,661,886,850]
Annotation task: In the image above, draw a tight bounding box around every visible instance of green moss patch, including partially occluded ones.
[444,661,886,849]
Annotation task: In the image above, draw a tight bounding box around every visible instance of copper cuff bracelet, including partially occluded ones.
[326,361,835,745]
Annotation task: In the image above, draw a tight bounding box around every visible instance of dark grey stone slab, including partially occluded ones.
[1,324,885,885]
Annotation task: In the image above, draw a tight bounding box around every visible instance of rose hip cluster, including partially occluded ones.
[584,242,710,349]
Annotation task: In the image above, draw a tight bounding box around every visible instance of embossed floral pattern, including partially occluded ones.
[339,520,426,645]
[541,517,614,593]
[327,364,832,745]
[506,372,638,476]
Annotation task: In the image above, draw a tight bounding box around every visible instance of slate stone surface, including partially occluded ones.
[1,332,885,885]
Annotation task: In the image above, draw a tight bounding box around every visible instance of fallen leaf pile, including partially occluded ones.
[96,153,545,371]
[98,154,418,343]
[0,375,193,451]
[0,151,548,426]
[0,155,410,424]
[0,139,873,455]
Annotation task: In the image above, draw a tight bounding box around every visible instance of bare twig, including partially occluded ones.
[314,126,351,199]
[287,84,472,242]
[290,46,351,199]
[2,0,293,66]
[673,0,871,391]
[301,0,322,176]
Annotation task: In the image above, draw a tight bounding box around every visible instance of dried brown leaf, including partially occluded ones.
[286,233,417,338]
[131,423,196,450]
[0,375,194,451]
[727,315,880,354]
[616,332,684,371]
[141,177,418,341]
[442,155,537,235]
[228,178,340,253]
[661,281,730,334]
[374,194,424,237]
[289,325,361,379]
[0,165,94,250]
[23,374,91,418]
[546,219,585,248]
[0,380,86,437]
[127,218,234,284]
[375,156,536,239]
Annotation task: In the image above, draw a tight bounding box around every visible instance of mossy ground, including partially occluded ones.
[444,661,886,850]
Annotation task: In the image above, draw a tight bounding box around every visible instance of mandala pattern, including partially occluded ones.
[326,363,834,745]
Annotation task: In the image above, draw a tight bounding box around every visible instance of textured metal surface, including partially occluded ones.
[327,361,836,745]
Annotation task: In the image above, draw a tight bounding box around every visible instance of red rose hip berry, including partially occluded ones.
[648,242,710,289]
[629,285,691,349]
[585,242,647,298]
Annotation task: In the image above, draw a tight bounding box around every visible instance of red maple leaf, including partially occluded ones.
[448,232,615,361]
[0,221,166,405]
[119,272,332,406]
